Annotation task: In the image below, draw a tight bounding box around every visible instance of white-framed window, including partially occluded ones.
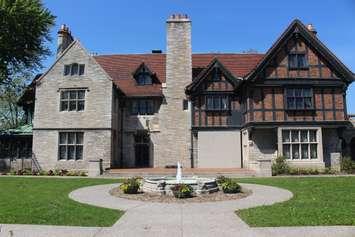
[60,89,85,111]
[58,132,84,160]
[281,129,318,160]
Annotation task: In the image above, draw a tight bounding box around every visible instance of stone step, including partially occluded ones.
[104,168,257,178]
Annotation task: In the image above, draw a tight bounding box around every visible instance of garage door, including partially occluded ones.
[197,130,241,168]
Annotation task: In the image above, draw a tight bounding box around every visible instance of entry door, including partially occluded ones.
[197,130,241,168]
[134,132,150,167]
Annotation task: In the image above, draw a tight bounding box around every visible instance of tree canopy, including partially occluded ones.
[0,0,55,83]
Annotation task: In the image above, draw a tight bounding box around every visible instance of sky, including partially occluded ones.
[42,0,355,113]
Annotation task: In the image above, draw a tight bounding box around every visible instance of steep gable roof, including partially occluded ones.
[94,53,263,97]
[246,19,355,83]
[185,58,242,95]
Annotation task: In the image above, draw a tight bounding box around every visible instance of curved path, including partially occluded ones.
[2,183,354,237]
[69,183,293,235]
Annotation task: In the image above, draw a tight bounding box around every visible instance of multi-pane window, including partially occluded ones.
[282,129,318,160]
[206,95,229,111]
[288,53,308,69]
[58,132,84,160]
[64,63,85,76]
[131,100,154,115]
[136,73,152,85]
[60,89,85,111]
[285,88,313,110]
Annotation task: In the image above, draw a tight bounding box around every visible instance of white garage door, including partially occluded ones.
[197,130,241,168]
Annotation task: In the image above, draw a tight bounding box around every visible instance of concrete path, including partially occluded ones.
[1,183,354,237]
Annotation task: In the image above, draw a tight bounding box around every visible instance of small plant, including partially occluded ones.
[170,183,193,198]
[341,156,354,174]
[216,175,229,185]
[120,177,141,194]
[272,156,290,176]
[221,179,241,193]
[47,170,54,176]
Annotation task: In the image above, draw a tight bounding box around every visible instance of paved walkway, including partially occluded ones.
[1,183,354,237]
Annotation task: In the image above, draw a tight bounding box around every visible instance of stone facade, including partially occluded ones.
[30,17,353,174]
[32,41,114,171]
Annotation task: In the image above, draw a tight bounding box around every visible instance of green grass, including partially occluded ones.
[237,176,355,227]
[0,177,123,227]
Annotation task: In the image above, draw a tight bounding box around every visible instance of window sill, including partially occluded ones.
[288,67,309,70]
[285,108,315,112]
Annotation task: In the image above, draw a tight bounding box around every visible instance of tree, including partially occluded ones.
[0,0,55,83]
[0,72,31,129]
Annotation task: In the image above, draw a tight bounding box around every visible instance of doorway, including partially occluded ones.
[134,131,150,167]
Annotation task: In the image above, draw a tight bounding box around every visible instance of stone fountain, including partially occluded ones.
[142,162,218,195]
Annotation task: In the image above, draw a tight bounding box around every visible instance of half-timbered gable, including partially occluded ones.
[242,20,354,125]
[186,59,243,128]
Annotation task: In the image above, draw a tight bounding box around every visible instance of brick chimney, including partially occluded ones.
[154,14,192,168]
[57,24,74,58]
[306,24,317,36]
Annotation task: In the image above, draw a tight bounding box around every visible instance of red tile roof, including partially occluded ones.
[94,53,264,97]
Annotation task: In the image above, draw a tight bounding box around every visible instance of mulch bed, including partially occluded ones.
[109,187,251,203]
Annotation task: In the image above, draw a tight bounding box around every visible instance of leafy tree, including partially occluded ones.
[0,0,55,83]
[0,71,31,129]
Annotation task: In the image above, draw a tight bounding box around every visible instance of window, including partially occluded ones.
[135,66,153,85]
[183,99,189,110]
[60,89,85,111]
[288,53,308,69]
[206,95,229,111]
[64,63,85,76]
[285,88,313,110]
[58,132,83,160]
[131,100,154,115]
[211,68,222,81]
[282,129,318,160]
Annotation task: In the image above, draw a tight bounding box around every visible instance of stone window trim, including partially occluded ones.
[64,63,85,76]
[277,127,323,163]
[58,132,84,161]
[59,88,87,112]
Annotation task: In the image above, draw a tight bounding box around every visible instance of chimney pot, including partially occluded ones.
[306,23,317,35]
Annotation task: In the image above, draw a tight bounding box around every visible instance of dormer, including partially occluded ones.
[133,63,157,86]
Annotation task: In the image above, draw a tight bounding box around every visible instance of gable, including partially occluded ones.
[247,19,354,84]
[186,59,242,95]
[262,36,341,80]
[36,41,112,86]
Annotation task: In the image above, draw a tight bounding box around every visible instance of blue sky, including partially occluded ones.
[42,0,355,113]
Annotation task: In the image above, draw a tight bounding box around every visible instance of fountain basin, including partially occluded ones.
[142,177,219,195]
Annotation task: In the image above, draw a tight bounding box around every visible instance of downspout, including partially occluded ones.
[120,100,124,168]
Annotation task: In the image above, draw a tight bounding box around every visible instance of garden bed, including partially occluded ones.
[109,186,251,203]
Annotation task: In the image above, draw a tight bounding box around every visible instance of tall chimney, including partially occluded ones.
[57,24,74,57]
[154,14,192,168]
[306,24,317,36]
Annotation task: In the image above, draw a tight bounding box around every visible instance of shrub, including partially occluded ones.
[341,156,354,174]
[47,170,54,176]
[216,175,229,185]
[170,183,193,198]
[272,156,290,176]
[120,177,140,194]
[323,167,337,174]
[221,179,241,194]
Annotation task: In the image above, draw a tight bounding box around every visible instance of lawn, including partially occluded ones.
[237,176,355,227]
[0,177,123,227]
